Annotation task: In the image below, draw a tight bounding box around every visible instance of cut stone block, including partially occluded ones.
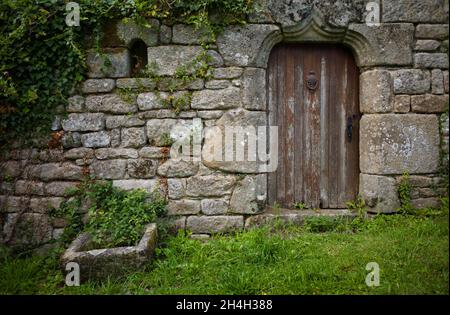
[147,46,204,76]
[360,70,393,113]
[360,114,440,174]
[186,216,244,234]
[87,48,131,78]
[359,174,400,213]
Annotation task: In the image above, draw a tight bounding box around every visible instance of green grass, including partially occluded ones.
[0,213,448,295]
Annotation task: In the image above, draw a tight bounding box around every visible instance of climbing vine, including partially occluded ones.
[0,0,255,147]
[438,108,449,191]
[397,172,413,214]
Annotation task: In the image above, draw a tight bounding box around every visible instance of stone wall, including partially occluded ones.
[1,0,449,246]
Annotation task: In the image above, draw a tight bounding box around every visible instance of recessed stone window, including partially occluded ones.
[129,39,148,77]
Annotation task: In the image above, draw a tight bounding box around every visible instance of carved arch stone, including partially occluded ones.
[256,9,379,68]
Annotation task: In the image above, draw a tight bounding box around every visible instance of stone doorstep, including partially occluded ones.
[179,208,356,236]
[60,223,157,282]
[244,207,357,229]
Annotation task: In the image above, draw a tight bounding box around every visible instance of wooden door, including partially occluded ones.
[267,44,360,209]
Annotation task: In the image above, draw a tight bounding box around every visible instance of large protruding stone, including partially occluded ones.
[360,114,440,174]
[95,148,138,160]
[202,108,268,173]
[359,174,400,213]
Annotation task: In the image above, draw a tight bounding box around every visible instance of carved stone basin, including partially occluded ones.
[61,223,158,282]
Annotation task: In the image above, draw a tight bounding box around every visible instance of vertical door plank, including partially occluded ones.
[276,46,286,206]
[303,45,321,208]
[302,46,312,207]
[319,52,329,208]
[328,48,339,208]
[267,47,278,206]
[310,47,321,208]
[285,46,296,206]
[338,49,348,206]
[294,45,304,205]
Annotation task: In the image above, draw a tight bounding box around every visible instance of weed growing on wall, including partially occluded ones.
[438,108,449,191]
[346,195,367,217]
[397,172,413,214]
[292,202,308,210]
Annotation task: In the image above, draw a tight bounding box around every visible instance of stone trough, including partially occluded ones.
[61,223,158,282]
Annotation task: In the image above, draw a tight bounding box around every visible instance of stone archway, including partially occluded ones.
[256,9,371,211]
[255,9,376,69]
[248,8,441,213]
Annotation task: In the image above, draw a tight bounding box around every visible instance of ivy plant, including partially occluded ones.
[0,0,255,147]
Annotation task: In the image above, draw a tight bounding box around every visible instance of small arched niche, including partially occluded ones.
[129,39,148,77]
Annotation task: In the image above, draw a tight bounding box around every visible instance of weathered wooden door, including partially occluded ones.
[267,44,360,209]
